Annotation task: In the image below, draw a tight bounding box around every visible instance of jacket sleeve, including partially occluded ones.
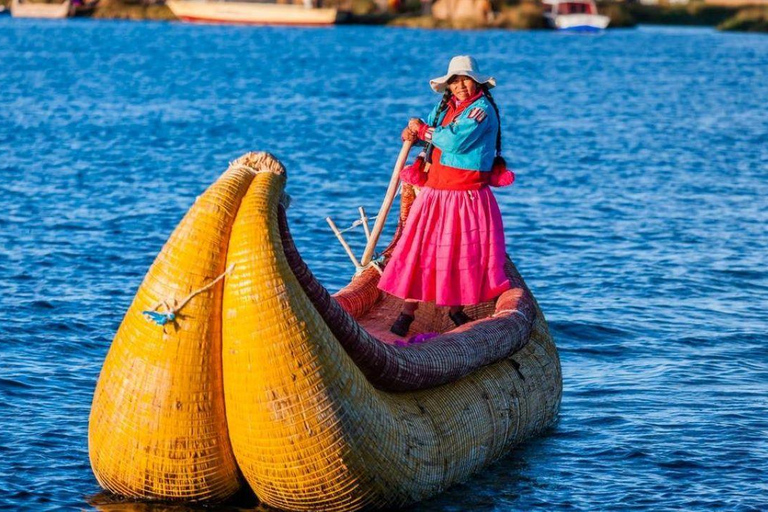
[415,104,441,148]
[422,108,493,154]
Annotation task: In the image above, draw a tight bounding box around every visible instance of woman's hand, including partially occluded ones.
[408,118,426,133]
[401,126,418,142]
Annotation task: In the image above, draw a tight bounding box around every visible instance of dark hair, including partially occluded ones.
[481,84,502,156]
[433,89,453,128]
[425,90,452,164]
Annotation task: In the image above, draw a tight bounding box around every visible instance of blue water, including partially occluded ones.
[1,18,767,511]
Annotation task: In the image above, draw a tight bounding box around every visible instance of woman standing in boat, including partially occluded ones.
[378,55,515,337]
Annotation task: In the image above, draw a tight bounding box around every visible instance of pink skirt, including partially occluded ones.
[378,186,511,307]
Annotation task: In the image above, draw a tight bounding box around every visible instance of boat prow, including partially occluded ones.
[89,152,562,510]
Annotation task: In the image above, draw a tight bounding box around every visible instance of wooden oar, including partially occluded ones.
[360,140,413,267]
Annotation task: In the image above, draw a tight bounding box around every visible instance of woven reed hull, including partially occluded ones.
[222,155,562,511]
[88,167,254,502]
[89,152,562,510]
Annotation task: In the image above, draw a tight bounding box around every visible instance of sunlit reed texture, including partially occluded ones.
[89,152,561,510]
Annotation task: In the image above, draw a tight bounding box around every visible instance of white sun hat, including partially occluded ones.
[429,55,496,93]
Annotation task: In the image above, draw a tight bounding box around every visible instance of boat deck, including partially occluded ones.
[356,294,497,345]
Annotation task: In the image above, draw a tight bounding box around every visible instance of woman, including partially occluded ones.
[378,55,514,337]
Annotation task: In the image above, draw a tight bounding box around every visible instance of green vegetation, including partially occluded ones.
[624,1,768,33]
[718,6,768,31]
[597,1,636,28]
[626,1,737,26]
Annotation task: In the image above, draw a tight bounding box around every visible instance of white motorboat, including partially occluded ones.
[542,0,610,31]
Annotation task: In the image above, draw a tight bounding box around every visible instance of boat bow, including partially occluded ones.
[222,153,562,511]
[89,152,562,511]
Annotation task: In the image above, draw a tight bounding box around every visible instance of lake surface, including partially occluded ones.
[1,18,767,511]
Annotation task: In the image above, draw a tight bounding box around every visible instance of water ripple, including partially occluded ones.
[1,19,767,512]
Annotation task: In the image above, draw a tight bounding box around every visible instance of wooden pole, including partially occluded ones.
[326,217,362,270]
[358,206,371,242]
[361,140,413,266]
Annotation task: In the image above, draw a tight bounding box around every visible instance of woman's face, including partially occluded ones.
[448,75,478,102]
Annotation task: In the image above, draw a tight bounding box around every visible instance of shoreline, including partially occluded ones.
[626,2,767,31]
[1,0,765,32]
[91,1,176,20]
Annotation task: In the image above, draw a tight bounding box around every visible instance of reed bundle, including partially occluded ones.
[89,152,562,510]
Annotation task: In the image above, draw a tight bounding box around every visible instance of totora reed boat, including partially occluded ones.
[88,151,562,511]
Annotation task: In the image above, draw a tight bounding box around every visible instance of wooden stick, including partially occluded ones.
[361,140,413,266]
[326,217,361,269]
[358,206,371,241]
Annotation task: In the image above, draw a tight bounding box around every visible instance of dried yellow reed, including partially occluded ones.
[88,160,258,502]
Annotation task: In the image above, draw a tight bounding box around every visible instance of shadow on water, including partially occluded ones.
[402,434,557,512]
[86,487,268,512]
[85,431,557,512]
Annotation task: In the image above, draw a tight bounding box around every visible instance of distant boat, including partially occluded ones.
[166,0,342,26]
[542,0,609,31]
[11,0,72,18]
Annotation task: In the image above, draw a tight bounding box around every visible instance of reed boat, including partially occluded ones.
[89,151,562,510]
[11,0,72,18]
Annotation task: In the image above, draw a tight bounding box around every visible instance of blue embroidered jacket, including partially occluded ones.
[425,95,499,172]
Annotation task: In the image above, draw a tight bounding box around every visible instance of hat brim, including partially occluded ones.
[429,72,496,93]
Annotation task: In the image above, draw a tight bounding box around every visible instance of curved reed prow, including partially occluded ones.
[89,152,562,511]
[222,153,562,511]
[88,162,259,501]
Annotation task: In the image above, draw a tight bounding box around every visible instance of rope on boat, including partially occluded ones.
[142,264,236,326]
[338,215,380,235]
[327,206,381,274]
[354,255,385,277]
